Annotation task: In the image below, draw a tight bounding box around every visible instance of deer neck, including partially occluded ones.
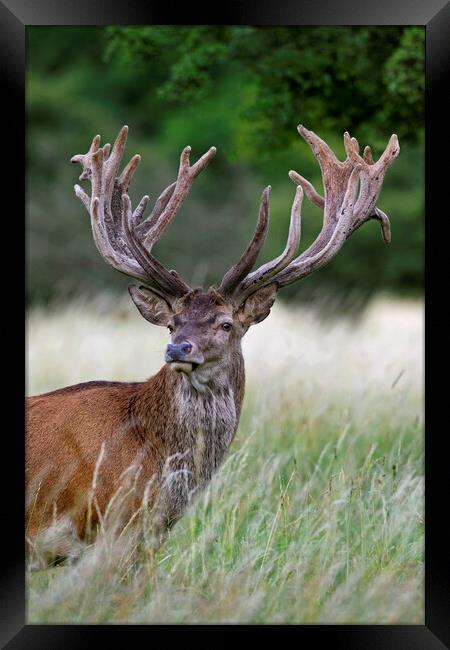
[176,350,244,483]
[138,347,245,462]
[170,343,245,423]
[178,345,244,401]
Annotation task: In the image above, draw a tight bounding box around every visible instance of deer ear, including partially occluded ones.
[237,284,278,328]
[128,285,174,327]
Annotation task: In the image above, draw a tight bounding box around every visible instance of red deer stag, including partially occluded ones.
[26,124,399,566]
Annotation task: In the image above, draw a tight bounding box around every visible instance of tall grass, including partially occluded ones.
[26,293,423,623]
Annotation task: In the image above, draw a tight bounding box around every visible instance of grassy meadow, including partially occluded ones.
[26,293,424,624]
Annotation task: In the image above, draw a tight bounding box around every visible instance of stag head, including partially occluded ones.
[71,124,399,386]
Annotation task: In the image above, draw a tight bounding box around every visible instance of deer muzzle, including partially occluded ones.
[165,341,204,373]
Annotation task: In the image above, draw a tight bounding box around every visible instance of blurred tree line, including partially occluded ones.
[27,26,423,307]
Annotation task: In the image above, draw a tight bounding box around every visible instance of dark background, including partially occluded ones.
[26,26,424,308]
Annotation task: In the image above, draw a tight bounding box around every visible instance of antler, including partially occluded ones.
[218,185,303,299]
[219,125,399,303]
[71,125,216,304]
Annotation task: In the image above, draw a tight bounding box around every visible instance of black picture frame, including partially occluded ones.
[2,0,448,646]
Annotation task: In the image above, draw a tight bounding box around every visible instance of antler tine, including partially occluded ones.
[74,183,90,211]
[70,134,101,180]
[118,153,141,192]
[363,145,374,165]
[343,131,361,163]
[218,186,271,296]
[103,125,129,199]
[236,185,303,301]
[298,124,340,168]
[91,147,104,202]
[142,145,217,250]
[132,194,151,228]
[289,170,324,208]
[376,133,400,170]
[135,181,177,238]
[372,207,391,244]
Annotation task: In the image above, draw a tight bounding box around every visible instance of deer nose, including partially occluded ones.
[166,341,193,362]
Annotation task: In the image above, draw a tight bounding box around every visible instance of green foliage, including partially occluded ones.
[383,27,425,134]
[106,26,424,152]
[27,26,423,305]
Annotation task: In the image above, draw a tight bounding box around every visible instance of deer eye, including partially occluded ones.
[167,324,174,333]
[221,322,232,332]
